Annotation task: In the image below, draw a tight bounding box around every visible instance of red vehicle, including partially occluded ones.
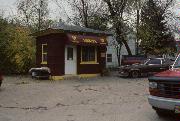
[148,54,180,116]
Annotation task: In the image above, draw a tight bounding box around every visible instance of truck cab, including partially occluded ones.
[148,54,180,116]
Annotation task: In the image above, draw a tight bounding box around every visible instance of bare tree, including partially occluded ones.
[136,0,141,55]
[129,0,145,55]
[54,0,107,28]
[17,0,34,27]
[103,0,133,57]
[17,0,49,31]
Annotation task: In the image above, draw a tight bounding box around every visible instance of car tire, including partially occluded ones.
[156,110,166,117]
[153,107,173,117]
[31,72,36,79]
[131,71,139,78]
[0,80,2,87]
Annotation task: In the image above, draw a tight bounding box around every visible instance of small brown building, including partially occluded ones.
[34,24,111,80]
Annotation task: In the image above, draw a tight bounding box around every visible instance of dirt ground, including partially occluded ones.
[0,75,176,121]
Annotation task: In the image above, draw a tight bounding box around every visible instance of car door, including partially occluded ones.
[145,59,162,73]
[140,59,150,73]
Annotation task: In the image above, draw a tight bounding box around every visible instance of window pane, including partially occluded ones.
[174,55,180,68]
[89,48,95,61]
[82,46,96,62]
[43,45,47,53]
[107,54,112,58]
[67,47,73,60]
[43,54,47,62]
[107,54,112,62]
[82,47,88,61]
[148,59,161,65]
[42,44,47,63]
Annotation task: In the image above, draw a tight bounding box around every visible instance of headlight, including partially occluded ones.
[149,82,157,89]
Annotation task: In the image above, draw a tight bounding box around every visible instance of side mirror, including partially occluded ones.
[169,65,173,69]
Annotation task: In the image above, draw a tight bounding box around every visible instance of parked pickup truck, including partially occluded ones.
[119,58,173,78]
[148,54,180,116]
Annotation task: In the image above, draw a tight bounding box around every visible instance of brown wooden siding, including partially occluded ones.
[36,37,47,67]
[77,45,106,74]
[36,33,107,76]
[36,33,67,76]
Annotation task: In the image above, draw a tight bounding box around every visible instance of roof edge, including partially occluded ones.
[31,28,113,37]
[31,28,64,37]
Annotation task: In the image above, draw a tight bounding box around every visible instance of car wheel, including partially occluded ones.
[0,80,2,87]
[31,72,36,79]
[156,110,166,117]
[153,107,173,117]
[131,71,139,78]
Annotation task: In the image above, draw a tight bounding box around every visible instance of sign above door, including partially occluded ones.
[67,34,108,46]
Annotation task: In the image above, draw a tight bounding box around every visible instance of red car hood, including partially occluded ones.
[155,69,180,78]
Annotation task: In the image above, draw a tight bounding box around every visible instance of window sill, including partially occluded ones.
[41,62,47,65]
[80,62,99,65]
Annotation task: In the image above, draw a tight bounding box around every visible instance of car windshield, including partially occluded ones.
[173,54,180,68]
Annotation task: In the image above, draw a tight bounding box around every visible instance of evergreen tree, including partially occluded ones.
[139,0,176,55]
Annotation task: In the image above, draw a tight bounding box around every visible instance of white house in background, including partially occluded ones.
[106,34,136,68]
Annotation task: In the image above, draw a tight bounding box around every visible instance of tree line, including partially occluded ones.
[0,0,178,73]
[56,0,177,64]
[0,17,35,74]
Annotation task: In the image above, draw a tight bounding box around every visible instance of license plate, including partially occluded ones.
[175,106,180,114]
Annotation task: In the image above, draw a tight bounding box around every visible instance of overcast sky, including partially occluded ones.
[0,0,180,20]
[0,0,72,20]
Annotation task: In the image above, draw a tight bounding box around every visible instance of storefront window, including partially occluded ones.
[42,44,47,64]
[81,46,97,63]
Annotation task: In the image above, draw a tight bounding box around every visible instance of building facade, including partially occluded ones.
[33,24,111,80]
[106,34,136,68]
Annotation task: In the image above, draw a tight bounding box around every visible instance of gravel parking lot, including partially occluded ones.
[0,75,176,121]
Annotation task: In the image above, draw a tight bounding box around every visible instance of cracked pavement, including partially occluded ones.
[0,76,175,121]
